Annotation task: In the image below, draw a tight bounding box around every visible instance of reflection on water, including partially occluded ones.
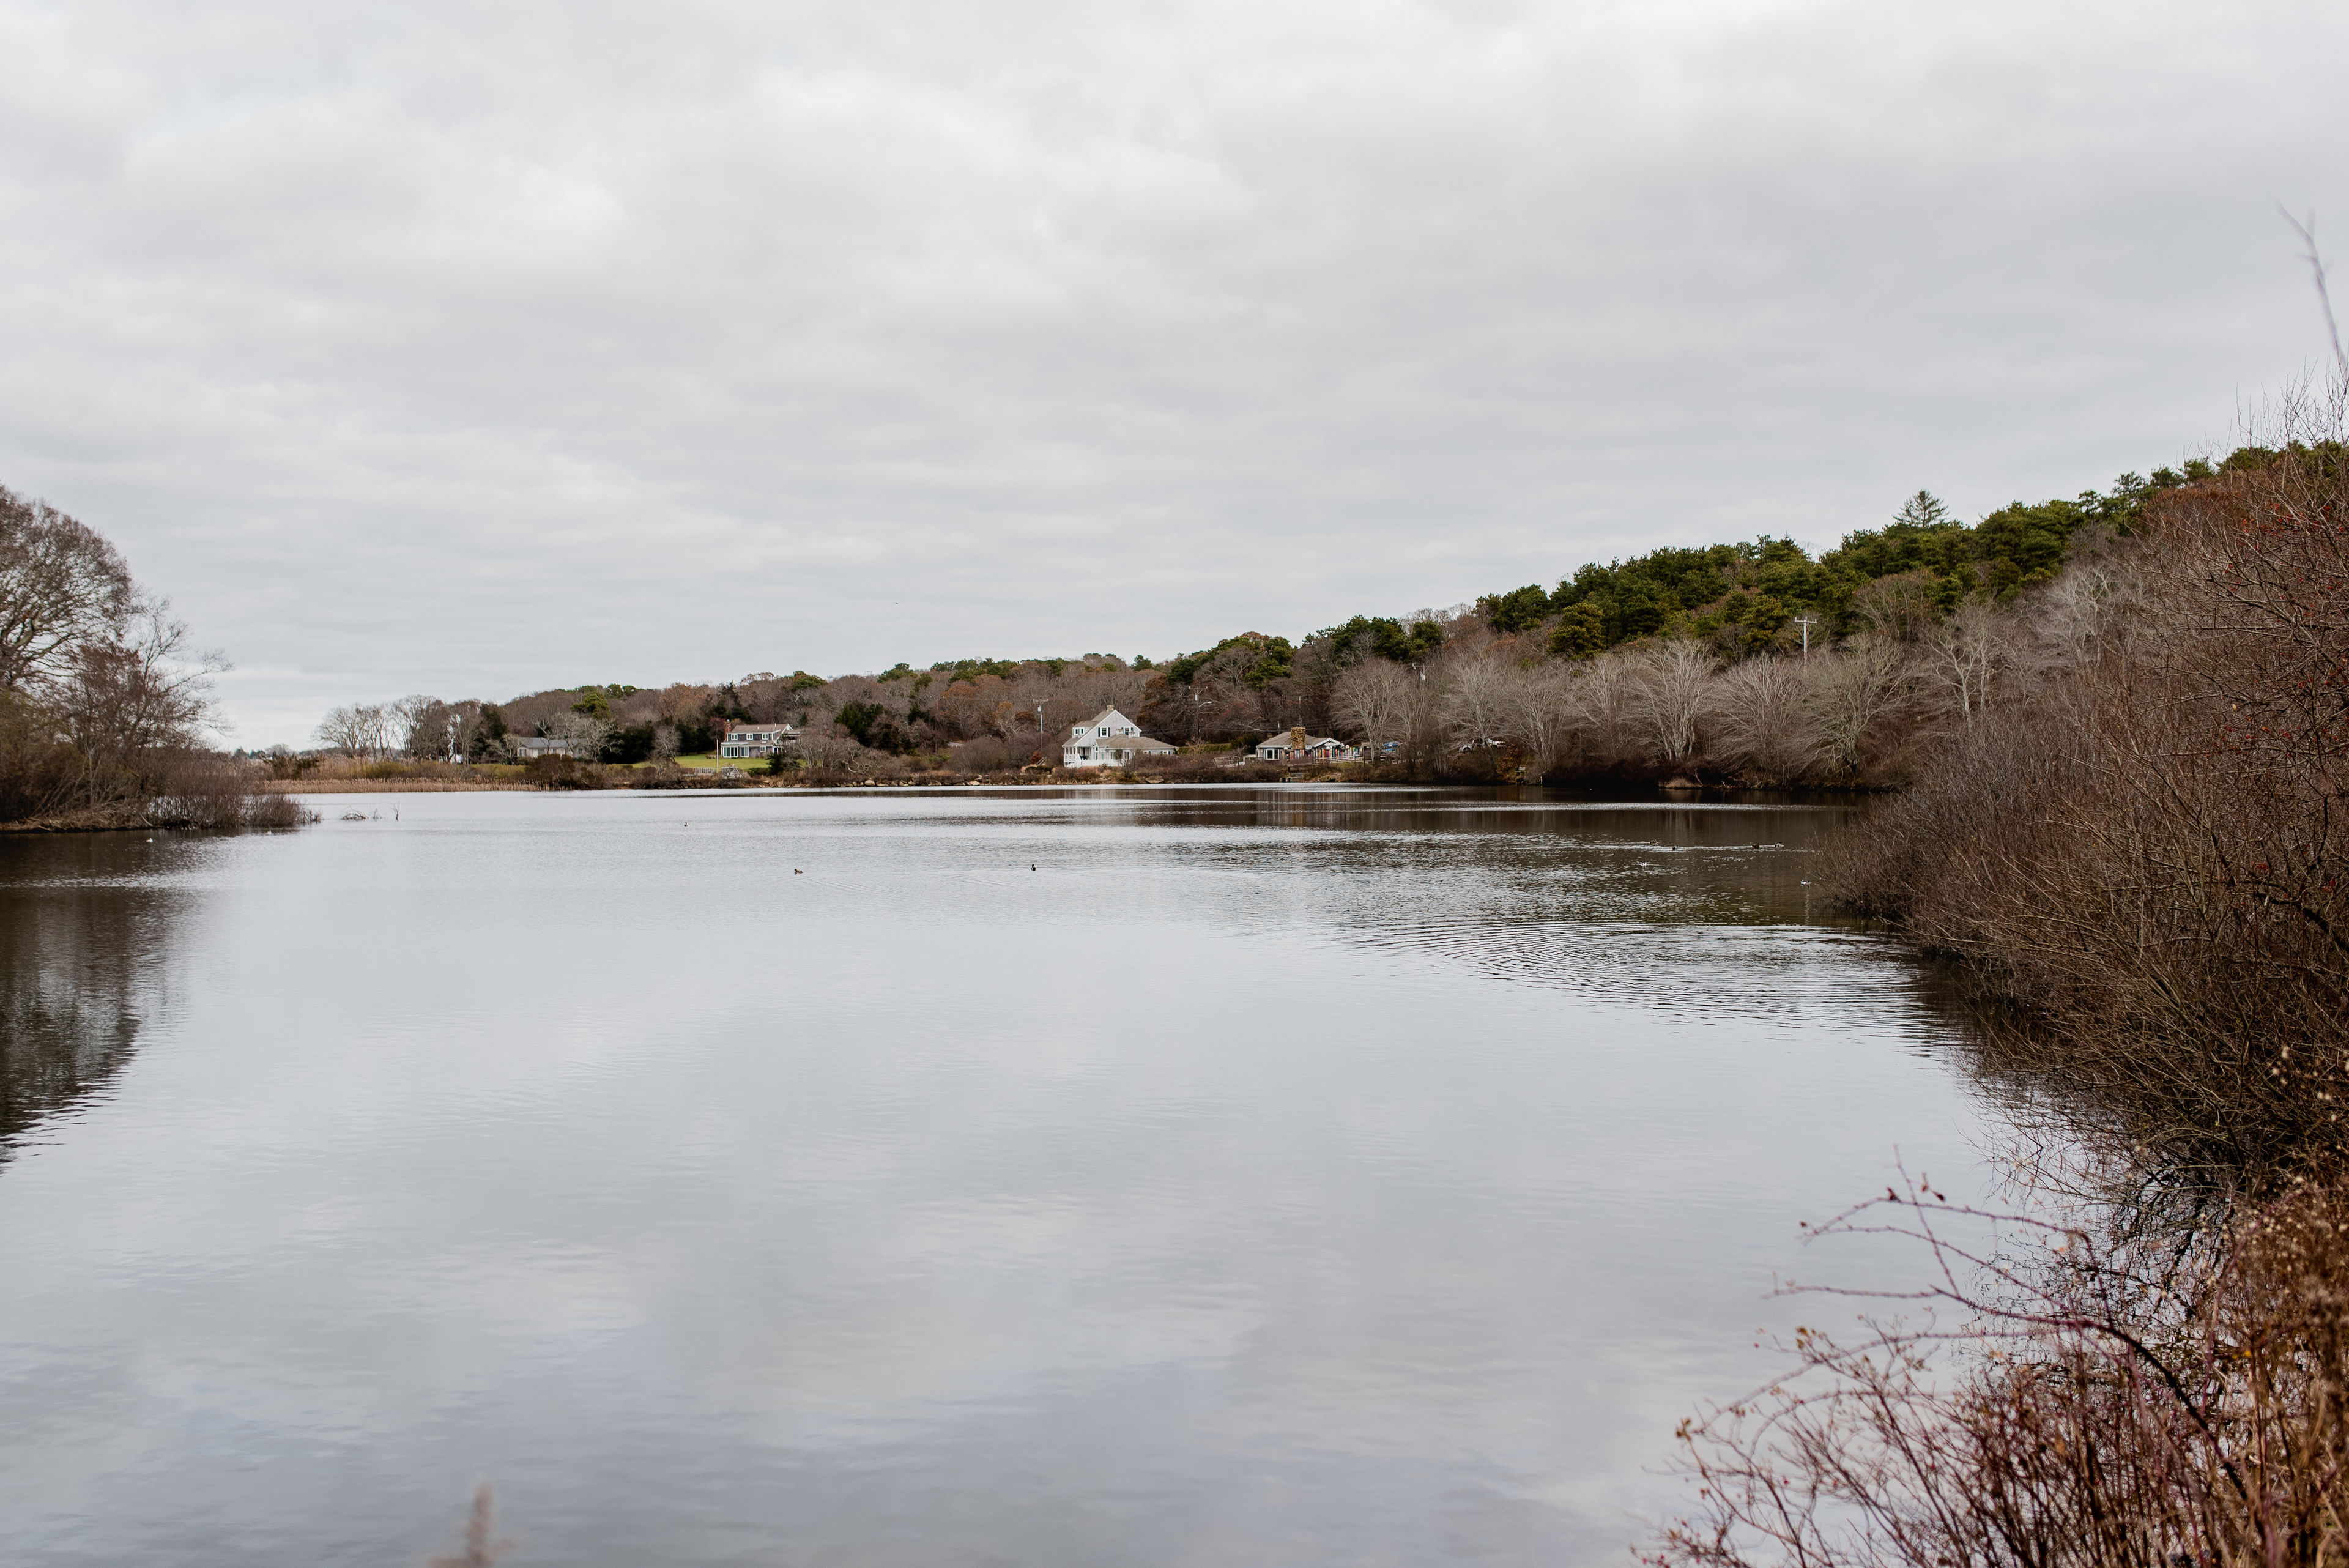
[0,837,185,1162]
[0,789,1995,1568]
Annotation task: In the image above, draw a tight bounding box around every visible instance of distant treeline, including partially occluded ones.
[310,454,2244,786]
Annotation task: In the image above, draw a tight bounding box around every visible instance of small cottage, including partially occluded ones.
[1063,708,1178,769]
[1255,726,1358,763]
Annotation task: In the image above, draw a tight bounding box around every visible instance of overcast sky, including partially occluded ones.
[1,0,2342,746]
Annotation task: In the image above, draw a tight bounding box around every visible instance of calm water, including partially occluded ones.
[0,787,1997,1567]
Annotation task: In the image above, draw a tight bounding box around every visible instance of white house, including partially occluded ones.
[719,723,796,759]
[1063,707,1178,768]
[1256,726,1359,763]
[514,735,590,759]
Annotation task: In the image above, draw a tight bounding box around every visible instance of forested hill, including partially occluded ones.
[306,447,2286,768]
[1462,458,2228,664]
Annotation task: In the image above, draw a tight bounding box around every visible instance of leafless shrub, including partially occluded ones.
[147,750,261,827]
[1709,657,1825,783]
[0,689,82,820]
[519,754,615,790]
[950,735,1028,772]
[1652,1173,2349,1568]
[1830,396,2349,1178]
[1806,635,1912,776]
[2032,533,2150,667]
[239,790,314,828]
[796,729,893,775]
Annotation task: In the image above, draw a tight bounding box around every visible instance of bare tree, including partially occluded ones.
[2032,543,2148,669]
[546,708,613,759]
[1330,660,1414,763]
[1806,634,1912,774]
[1492,661,1577,781]
[0,487,136,693]
[1626,638,1715,765]
[1709,656,1824,782]
[1562,650,1639,765]
[390,694,442,756]
[314,702,390,759]
[1404,662,1448,773]
[1917,600,2011,724]
[1438,653,1513,749]
[49,603,224,808]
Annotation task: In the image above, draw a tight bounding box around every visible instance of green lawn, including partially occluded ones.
[667,752,774,772]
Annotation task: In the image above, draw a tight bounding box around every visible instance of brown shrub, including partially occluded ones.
[1653,1173,2349,1568]
[147,750,318,828]
[948,735,1024,772]
[519,754,616,790]
[1828,436,2349,1178]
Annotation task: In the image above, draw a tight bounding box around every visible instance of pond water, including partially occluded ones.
[0,787,1998,1567]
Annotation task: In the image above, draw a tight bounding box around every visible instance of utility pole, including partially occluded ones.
[1794,616,1817,661]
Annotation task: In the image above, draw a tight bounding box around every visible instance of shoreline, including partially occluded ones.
[3,776,1885,827]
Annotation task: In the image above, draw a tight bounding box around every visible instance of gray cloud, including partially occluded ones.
[0,0,2341,744]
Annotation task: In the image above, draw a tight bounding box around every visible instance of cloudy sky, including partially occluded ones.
[1,0,2342,746]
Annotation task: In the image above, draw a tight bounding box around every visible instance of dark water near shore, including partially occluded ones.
[0,787,1995,1567]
